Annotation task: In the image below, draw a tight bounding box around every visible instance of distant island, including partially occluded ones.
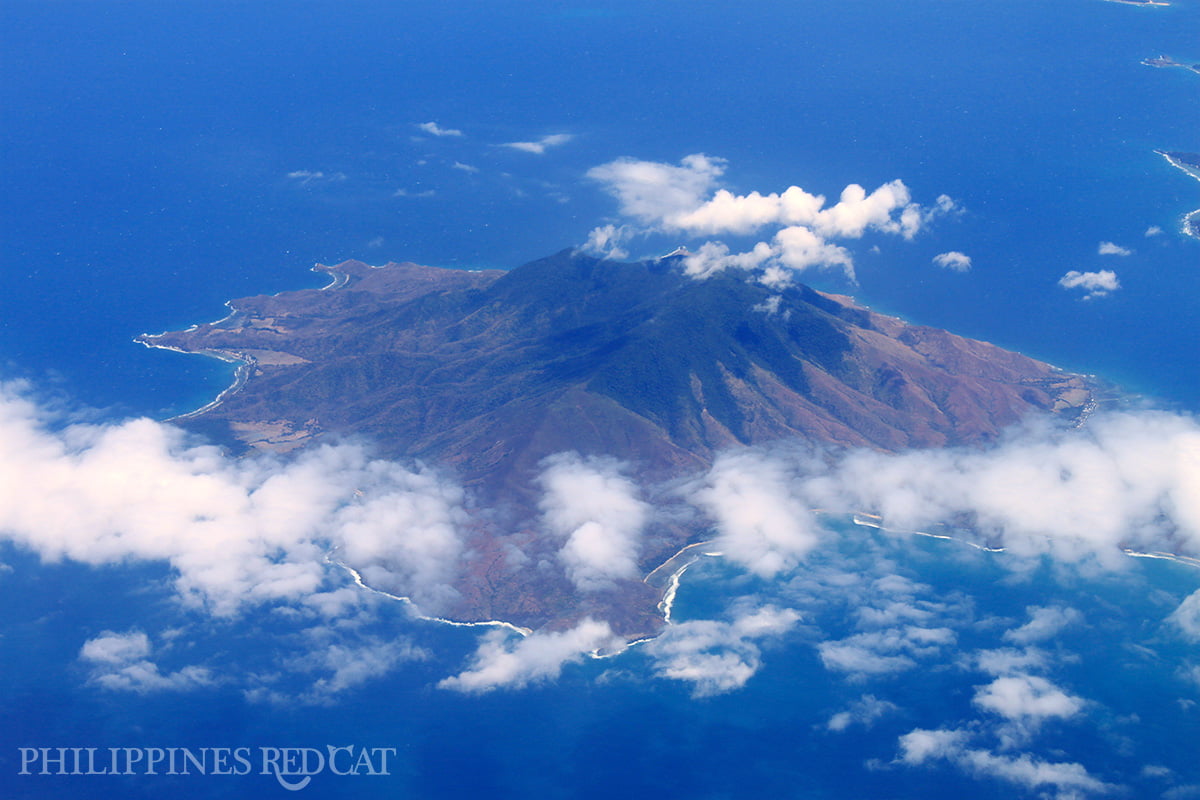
[1156,150,1200,239]
[1142,55,1200,75]
[141,251,1098,638]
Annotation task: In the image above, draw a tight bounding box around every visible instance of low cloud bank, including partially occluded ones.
[0,381,467,618]
[795,410,1200,561]
[679,410,1200,576]
[4,378,1198,704]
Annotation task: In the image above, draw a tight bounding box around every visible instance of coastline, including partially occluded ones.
[134,336,256,421]
[326,553,534,637]
[1155,150,1200,240]
[136,261,366,422]
[847,511,1200,571]
[327,508,1197,655]
[644,540,723,624]
[1142,55,1200,75]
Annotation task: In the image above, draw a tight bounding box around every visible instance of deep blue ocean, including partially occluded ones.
[2,1,1198,798]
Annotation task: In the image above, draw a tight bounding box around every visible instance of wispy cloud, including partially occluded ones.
[286,170,348,186]
[1058,269,1120,299]
[501,133,573,154]
[826,694,899,732]
[583,223,631,260]
[897,727,1114,798]
[1098,241,1132,256]
[1168,589,1200,642]
[417,121,463,137]
[451,161,480,174]
[80,630,213,693]
[1002,605,1083,645]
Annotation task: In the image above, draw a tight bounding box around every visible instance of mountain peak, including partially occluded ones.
[144,252,1094,483]
[140,252,1096,633]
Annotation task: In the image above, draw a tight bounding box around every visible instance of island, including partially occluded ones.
[1156,150,1200,239]
[1142,55,1200,75]
[140,250,1099,638]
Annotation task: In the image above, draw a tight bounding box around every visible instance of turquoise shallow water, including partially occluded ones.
[1,1,1198,798]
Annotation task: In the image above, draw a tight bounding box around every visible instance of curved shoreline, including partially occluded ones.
[326,553,534,637]
[645,540,724,624]
[136,261,366,422]
[1155,150,1200,240]
[134,336,257,421]
[333,509,1198,654]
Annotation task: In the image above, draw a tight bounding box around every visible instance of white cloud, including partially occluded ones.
[898,727,1113,797]
[1058,269,1120,299]
[773,226,856,282]
[799,411,1200,562]
[974,647,1051,676]
[973,673,1084,722]
[269,634,428,705]
[585,154,952,285]
[0,381,467,618]
[933,251,972,271]
[1181,663,1200,690]
[818,626,956,679]
[690,450,823,578]
[451,161,479,174]
[537,453,648,592]
[827,694,899,732]
[438,618,624,693]
[1003,605,1083,645]
[501,133,573,154]
[417,121,463,137]
[646,605,800,696]
[669,176,926,240]
[79,630,212,693]
[897,726,969,764]
[1098,241,1132,256]
[1168,589,1200,642]
[1145,225,1163,237]
[680,231,855,285]
[587,153,726,227]
[583,224,630,260]
[286,170,347,186]
[80,630,153,665]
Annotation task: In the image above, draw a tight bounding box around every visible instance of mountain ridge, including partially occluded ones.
[139,249,1097,635]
